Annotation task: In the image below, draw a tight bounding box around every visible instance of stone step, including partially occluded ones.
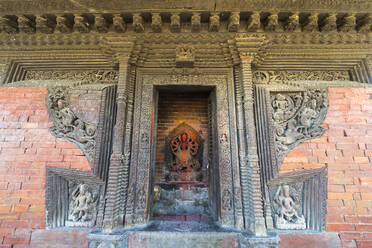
[127,231,240,248]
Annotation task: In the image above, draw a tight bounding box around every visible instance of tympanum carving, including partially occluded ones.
[176,45,195,68]
[273,184,306,230]
[66,183,99,227]
[271,89,328,164]
[47,87,97,163]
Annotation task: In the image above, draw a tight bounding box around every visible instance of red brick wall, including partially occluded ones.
[281,87,372,248]
[0,86,371,247]
[0,87,90,248]
[154,91,210,182]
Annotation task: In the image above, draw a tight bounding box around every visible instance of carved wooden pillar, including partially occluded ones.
[103,55,131,232]
[238,54,267,236]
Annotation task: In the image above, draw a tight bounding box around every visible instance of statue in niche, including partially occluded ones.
[273,184,306,229]
[66,184,98,227]
[166,122,203,182]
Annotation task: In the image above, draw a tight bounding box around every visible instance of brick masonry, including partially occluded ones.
[0,87,91,248]
[281,87,372,248]
[0,86,370,247]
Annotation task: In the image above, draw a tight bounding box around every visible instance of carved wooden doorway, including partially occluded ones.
[151,88,216,223]
[125,68,243,230]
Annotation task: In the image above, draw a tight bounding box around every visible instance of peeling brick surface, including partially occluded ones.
[281,87,372,247]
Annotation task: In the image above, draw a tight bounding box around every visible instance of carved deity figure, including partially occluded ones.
[274,185,306,229]
[68,184,97,224]
[171,132,200,173]
[276,119,304,148]
[272,94,291,122]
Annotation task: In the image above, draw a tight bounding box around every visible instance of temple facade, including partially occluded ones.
[0,1,371,247]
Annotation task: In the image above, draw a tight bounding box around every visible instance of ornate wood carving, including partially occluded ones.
[46,87,97,163]
[66,183,99,227]
[252,70,350,84]
[126,68,242,229]
[24,70,119,82]
[271,89,328,164]
[268,167,328,232]
[272,184,306,229]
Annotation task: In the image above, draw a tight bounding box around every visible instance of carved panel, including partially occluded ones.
[252,70,350,84]
[271,184,306,229]
[66,183,99,227]
[270,89,328,164]
[24,70,119,82]
[268,167,328,232]
[45,167,104,228]
[46,87,97,163]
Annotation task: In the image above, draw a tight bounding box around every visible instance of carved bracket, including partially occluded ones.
[46,87,97,163]
[270,89,329,164]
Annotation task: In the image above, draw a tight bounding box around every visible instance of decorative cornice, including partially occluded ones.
[0,12,370,36]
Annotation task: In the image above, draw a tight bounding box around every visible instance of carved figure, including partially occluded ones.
[95,15,109,33]
[358,15,371,32]
[191,13,201,32]
[170,13,180,32]
[18,16,35,33]
[247,12,261,32]
[266,14,279,31]
[340,14,356,32]
[303,13,319,32]
[74,15,90,33]
[133,14,144,33]
[36,15,54,34]
[47,87,97,163]
[68,184,98,225]
[113,14,126,33]
[56,16,72,33]
[271,90,328,165]
[321,14,337,32]
[222,189,232,211]
[151,13,162,33]
[274,185,306,229]
[209,13,220,32]
[167,123,203,182]
[228,12,240,32]
[286,13,300,32]
[0,16,18,34]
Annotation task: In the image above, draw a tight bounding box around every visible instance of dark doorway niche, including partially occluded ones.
[151,88,217,224]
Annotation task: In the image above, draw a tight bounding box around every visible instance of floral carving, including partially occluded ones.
[24,70,118,82]
[271,89,328,164]
[66,183,99,227]
[252,70,350,84]
[47,87,97,163]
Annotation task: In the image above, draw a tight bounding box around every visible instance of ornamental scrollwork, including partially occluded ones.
[46,87,97,163]
[253,70,350,84]
[24,70,119,82]
[271,89,328,164]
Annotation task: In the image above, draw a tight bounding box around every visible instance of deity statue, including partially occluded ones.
[273,184,306,229]
[67,184,97,226]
